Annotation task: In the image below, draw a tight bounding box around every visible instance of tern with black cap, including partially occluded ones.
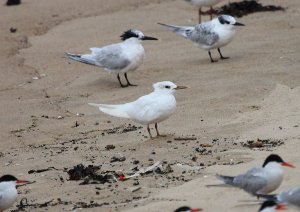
[174,206,202,212]
[89,81,188,138]
[0,175,29,212]
[217,154,295,196]
[65,29,158,87]
[259,201,287,212]
[158,15,244,62]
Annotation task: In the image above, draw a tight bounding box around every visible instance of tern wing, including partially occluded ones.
[91,44,130,70]
[233,167,268,195]
[158,23,195,39]
[283,187,300,206]
[88,103,131,119]
[65,52,96,66]
[65,43,130,71]
[191,22,219,46]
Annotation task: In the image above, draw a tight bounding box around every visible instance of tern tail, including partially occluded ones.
[65,52,96,66]
[216,174,235,186]
[158,23,193,39]
[88,103,130,119]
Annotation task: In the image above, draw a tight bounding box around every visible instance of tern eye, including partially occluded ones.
[165,85,171,89]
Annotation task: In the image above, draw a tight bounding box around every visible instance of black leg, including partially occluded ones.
[117,73,127,88]
[198,7,202,23]
[155,123,160,136]
[124,73,137,86]
[218,48,229,60]
[147,124,153,139]
[210,6,213,20]
[208,51,217,63]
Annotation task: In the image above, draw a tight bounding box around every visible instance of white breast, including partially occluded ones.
[121,40,145,73]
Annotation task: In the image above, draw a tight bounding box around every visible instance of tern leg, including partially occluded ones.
[198,7,202,23]
[218,48,229,60]
[124,73,137,86]
[117,73,127,88]
[147,124,153,139]
[210,6,213,20]
[155,123,160,136]
[155,123,167,137]
[208,51,217,63]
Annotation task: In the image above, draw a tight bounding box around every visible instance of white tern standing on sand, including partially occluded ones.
[65,29,158,87]
[185,0,225,23]
[0,175,29,212]
[259,201,287,212]
[217,154,295,196]
[259,186,300,209]
[158,15,244,62]
[89,81,188,138]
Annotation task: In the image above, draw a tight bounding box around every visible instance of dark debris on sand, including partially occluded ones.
[13,198,109,211]
[67,164,119,185]
[6,0,21,6]
[242,138,284,149]
[217,0,285,17]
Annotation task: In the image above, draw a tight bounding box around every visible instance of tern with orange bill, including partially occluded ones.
[217,154,295,196]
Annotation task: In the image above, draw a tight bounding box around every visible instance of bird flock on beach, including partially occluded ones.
[2,0,298,211]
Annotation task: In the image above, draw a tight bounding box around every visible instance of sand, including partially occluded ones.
[0,0,300,211]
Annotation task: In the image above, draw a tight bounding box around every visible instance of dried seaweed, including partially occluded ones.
[217,0,285,17]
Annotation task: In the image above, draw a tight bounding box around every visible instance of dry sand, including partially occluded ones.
[0,0,300,211]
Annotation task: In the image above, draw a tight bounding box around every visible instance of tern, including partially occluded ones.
[65,29,158,87]
[174,206,202,212]
[0,175,29,212]
[217,154,295,196]
[89,81,188,138]
[259,186,300,209]
[185,0,225,23]
[158,15,244,63]
[259,201,287,212]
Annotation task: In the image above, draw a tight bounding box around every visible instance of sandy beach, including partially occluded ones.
[0,0,300,211]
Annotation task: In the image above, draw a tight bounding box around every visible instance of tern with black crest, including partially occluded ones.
[158,15,244,62]
[89,81,188,138]
[217,154,294,196]
[65,29,158,87]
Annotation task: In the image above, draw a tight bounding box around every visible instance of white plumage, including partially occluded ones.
[89,81,188,138]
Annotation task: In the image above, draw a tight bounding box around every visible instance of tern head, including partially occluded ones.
[217,15,245,29]
[259,201,287,211]
[153,81,188,94]
[174,206,202,212]
[0,175,29,186]
[262,154,295,168]
[120,29,158,41]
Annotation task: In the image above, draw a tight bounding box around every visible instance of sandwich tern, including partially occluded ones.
[185,0,225,23]
[158,15,244,62]
[89,81,188,138]
[65,29,158,87]
[259,186,300,209]
[0,175,29,212]
[217,154,295,196]
[259,201,287,212]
